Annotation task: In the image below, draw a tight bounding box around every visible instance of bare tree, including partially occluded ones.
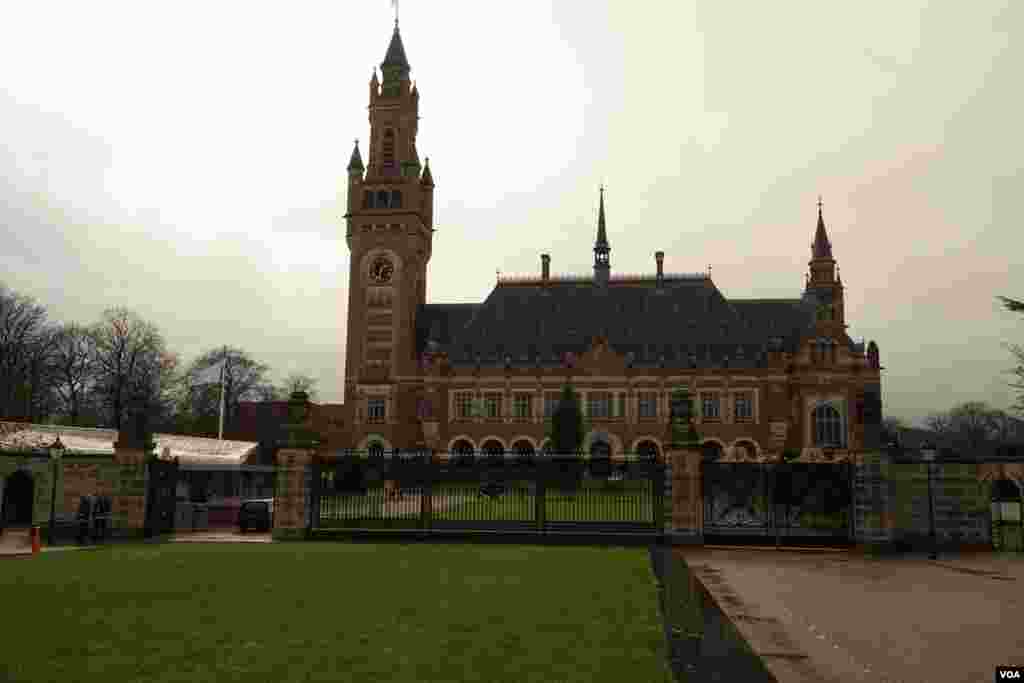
[924,412,953,435]
[0,285,50,420]
[90,307,169,430]
[281,372,319,401]
[925,401,1015,451]
[999,296,1024,415]
[50,323,97,426]
[881,416,907,444]
[185,347,277,436]
[19,324,61,422]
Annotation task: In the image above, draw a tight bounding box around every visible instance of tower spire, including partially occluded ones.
[378,21,411,98]
[812,195,832,259]
[593,186,610,285]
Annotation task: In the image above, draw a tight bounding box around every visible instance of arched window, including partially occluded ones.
[813,404,843,447]
[590,441,611,459]
[376,190,389,208]
[636,440,659,461]
[391,190,402,208]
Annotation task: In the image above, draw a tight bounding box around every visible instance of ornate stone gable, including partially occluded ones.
[576,335,628,377]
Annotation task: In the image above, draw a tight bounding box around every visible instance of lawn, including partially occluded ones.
[320,480,660,526]
[1,542,671,683]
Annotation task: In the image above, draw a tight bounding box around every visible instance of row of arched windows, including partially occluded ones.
[446,439,662,458]
[364,190,402,209]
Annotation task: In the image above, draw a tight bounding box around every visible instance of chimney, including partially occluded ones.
[655,251,664,284]
[541,254,550,282]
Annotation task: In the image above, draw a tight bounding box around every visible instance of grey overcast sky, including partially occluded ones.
[0,1,1020,425]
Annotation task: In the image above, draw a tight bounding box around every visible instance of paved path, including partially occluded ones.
[676,547,1024,683]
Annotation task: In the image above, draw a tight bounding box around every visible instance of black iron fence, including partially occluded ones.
[309,451,665,544]
[702,462,854,546]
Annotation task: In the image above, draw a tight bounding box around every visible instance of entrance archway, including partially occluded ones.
[635,440,660,461]
[2,470,34,526]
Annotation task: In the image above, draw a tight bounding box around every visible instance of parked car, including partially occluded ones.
[238,499,273,533]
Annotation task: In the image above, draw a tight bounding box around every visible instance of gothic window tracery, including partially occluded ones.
[813,403,844,447]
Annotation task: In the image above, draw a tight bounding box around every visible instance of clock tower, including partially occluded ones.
[344,22,435,408]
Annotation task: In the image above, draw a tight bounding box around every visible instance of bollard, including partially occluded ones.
[31,526,41,554]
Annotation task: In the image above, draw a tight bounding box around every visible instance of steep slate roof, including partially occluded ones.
[416,276,847,369]
[416,303,483,354]
[382,24,410,70]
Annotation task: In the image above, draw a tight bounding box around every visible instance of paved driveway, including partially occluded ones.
[676,547,1023,683]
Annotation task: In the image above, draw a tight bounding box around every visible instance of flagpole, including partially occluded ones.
[218,346,227,441]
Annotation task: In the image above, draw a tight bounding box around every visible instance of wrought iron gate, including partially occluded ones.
[702,462,853,546]
[145,460,179,537]
[991,479,1023,552]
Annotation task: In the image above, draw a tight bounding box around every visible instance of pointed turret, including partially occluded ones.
[370,69,379,101]
[347,139,364,174]
[420,157,434,187]
[593,186,611,285]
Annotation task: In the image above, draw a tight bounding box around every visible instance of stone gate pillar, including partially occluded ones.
[111,426,154,539]
[273,448,316,540]
[667,448,703,544]
[273,390,323,541]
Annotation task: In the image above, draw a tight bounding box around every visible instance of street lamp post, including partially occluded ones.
[921,441,938,560]
[47,436,65,547]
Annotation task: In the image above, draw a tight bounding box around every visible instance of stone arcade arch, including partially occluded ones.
[632,439,661,461]
[446,436,476,455]
[731,439,762,461]
[357,435,394,456]
[510,437,538,455]
[479,438,506,456]
[700,438,728,462]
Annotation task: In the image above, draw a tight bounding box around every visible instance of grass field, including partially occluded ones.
[1,543,670,683]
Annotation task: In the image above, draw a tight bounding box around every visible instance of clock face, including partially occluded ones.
[369,256,394,284]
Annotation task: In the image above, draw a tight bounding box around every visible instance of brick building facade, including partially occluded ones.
[323,23,885,461]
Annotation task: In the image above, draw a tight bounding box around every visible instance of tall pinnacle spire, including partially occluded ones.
[347,139,364,173]
[595,185,609,249]
[812,196,833,259]
[593,186,610,285]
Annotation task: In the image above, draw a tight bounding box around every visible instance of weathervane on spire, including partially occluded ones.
[817,195,823,214]
[391,0,399,25]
